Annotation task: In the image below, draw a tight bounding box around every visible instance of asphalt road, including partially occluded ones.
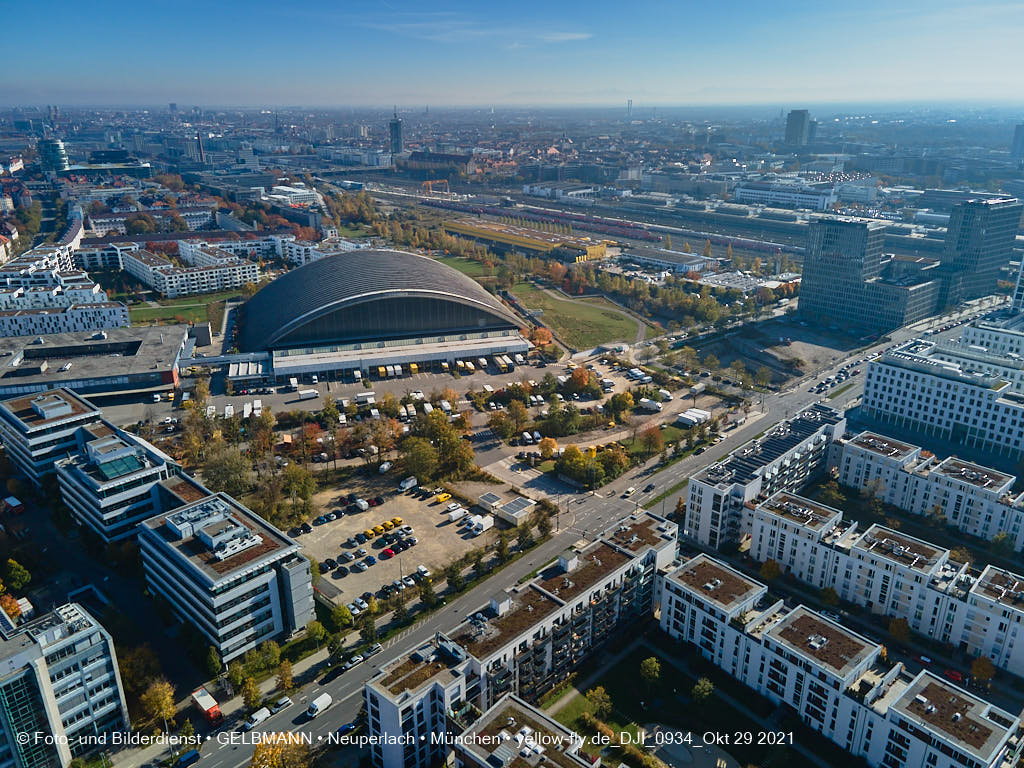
[133,298,1005,768]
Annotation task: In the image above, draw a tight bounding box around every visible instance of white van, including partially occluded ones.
[243,707,271,731]
[306,693,332,719]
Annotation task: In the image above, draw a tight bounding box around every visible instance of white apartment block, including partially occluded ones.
[276,235,366,266]
[265,185,318,206]
[836,431,1024,551]
[0,603,130,768]
[962,314,1024,357]
[733,182,837,211]
[862,339,1024,459]
[86,205,215,236]
[56,423,177,542]
[659,554,1023,768]
[0,389,103,485]
[365,512,677,768]
[749,491,1024,677]
[122,248,259,298]
[0,303,129,338]
[138,493,314,662]
[685,403,846,548]
[178,236,281,261]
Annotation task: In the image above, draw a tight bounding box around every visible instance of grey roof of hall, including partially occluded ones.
[240,249,520,351]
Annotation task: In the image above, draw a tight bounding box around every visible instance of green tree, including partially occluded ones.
[445,562,465,592]
[332,603,353,629]
[508,400,529,433]
[141,678,176,733]
[401,436,439,480]
[755,366,772,388]
[537,513,552,538]
[991,532,1014,556]
[691,677,714,703]
[227,660,245,690]
[260,640,281,669]
[516,525,534,551]
[971,656,996,685]
[888,618,911,644]
[242,677,261,711]
[640,656,661,688]
[205,646,222,678]
[4,559,30,591]
[820,588,840,607]
[759,559,781,581]
[702,353,720,371]
[585,686,612,719]
[360,615,378,644]
[487,412,515,441]
[495,533,510,564]
[179,718,195,742]
[276,660,294,693]
[306,620,327,649]
[203,442,251,496]
[418,578,438,608]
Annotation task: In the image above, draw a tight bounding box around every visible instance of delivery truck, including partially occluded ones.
[306,693,332,719]
[191,686,224,726]
[298,389,319,401]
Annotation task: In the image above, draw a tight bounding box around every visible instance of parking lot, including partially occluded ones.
[293,481,500,608]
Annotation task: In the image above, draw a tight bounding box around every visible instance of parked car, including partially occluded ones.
[270,696,293,714]
[943,669,964,684]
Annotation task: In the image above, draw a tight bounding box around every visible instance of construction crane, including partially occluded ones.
[421,179,450,195]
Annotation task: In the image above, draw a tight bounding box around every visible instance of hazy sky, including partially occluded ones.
[7,0,1024,106]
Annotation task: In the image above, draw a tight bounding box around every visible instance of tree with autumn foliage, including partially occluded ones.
[249,733,311,768]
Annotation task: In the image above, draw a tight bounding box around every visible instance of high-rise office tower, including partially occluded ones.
[1012,124,1024,159]
[388,108,403,155]
[941,198,1023,303]
[799,218,886,323]
[37,138,69,173]
[785,109,811,145]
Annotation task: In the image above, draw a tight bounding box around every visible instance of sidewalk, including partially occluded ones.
[112,644,334,768]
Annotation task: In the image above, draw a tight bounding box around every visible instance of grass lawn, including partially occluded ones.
[620,424,686,460]
[130,305,209,324]
[511,282,641,349]
[435,255,495,278]
[336,223,369,238]
[826,381,856,400]
[144,289,242,307]
[644,478,688,510]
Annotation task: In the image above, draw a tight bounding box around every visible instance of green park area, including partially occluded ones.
[511,282,649,349]
[128,289,241,327]
[435,254,496,278]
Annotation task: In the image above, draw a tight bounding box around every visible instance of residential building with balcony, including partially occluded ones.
[138,493,314,662]
[685,403,845,548]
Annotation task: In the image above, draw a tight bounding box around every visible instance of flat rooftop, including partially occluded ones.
[767,607,876,679]
[893,673,1015,761]
[462,696,589,768]
[141,493,294,582]
[159,474,211,506]
[537,543,630,601]
[0,388,99,430]
[759,492,840,531]
[456,587,561,658]
[933,457,1012,490]
[850,431,917,460]
[853,525,945,574]
[972,565,1024,610]
[375,642,464,698]
[672,555,763,611]
[604,514,668,553]
[0,325,187,395]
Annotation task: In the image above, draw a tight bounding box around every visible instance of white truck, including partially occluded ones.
[223,404,234,418]
[354,392,376,405]
[637,398,663,413]
[298,389,319,401]
[439,399,452,414]
[306,693,332,719]
[399,476,418,492]
[252,399,263,417]
[447,508,467,523]
[472,516,494,535]
[658,389,673,402]
[422,402,434,415]
[288,377,299,391]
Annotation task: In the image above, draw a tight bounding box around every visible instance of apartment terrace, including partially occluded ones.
[768,608,876,678]
[853,525,944,574]
[537,543,630,601]
[458,588,561,658]
[604,515,665,553]
[850,432,916,460]
[674,555,763,610]
[466,699,588,768]
[933,457,1012,490]
[895,675,1011,760]
[972,565,1024,609]
[760,492,839,531]
[378,656,450,697]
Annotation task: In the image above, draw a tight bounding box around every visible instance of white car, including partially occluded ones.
[622,487,636,497]
[417,565,431,579]
[379,461,393,474]
[244,707,271,731]
[347,602,362,615]
[446,502,462,512]
[270,696,293,714]
[410,390,425,400]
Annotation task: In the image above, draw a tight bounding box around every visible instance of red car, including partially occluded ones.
[380,548,395,559]
[943,669,964,684]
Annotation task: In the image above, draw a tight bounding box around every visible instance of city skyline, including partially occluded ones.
[6,0,1024,106]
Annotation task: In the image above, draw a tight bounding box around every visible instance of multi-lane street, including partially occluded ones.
[142,299,1001,768]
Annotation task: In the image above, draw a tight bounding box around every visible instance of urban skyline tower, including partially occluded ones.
[785,109,811,145]
[941,197,1023,304]
[389,107,403,155]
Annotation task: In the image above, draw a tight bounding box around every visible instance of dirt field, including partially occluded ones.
[298,481,500,606]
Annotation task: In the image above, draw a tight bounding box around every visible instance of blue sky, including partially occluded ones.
[7,0,1024,106]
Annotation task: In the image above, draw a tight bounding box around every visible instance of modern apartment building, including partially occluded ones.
[364,512,677,768]
[138,493,315,662]
[0,603,129,768]
[861,339,1024,459]
[685,403,845,547]
[939,198,1022,305]
[0,390,103,485]
[797,218,939,333]
[733,181,836,211]
[748,491,1024,677]
[835,430,1024,550]
[962,313,1024,355]
[275,236,366,266]
[122,247,259,298]
[56,424,178,542]
[660,554,1023,768]
[0,303,129,338]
